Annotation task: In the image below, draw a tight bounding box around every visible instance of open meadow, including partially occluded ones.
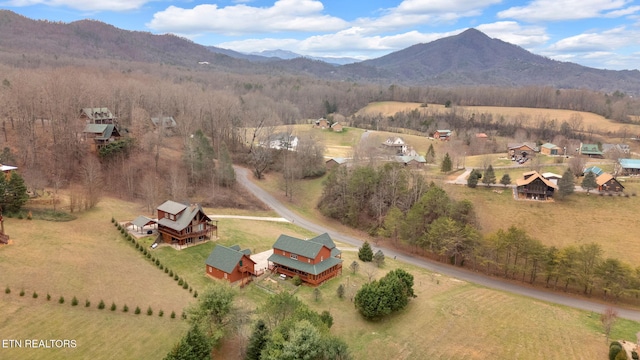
[1,193,639,359]
[356,101,640,136]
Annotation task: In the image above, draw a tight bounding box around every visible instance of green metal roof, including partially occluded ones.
[267,253,342,275]
[273,234,324,259]
[580,143,602,155]
[206,245,254,274]
[309,233,341,258]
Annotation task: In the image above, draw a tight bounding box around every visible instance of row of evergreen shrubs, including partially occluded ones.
[112,217,198,298]
[4,286,179,318]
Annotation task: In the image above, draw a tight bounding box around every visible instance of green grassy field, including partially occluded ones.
[1,194,639,359]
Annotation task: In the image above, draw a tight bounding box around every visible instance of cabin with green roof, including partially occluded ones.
[206,244,255,284]
[579,143,603,158]
[268,233,342,286]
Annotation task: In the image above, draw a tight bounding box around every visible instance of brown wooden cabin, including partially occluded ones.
[206,244,255,285]
[596,173,624,192]
[83,124,121,152]
[268,233,342,286]
[515,171,558,200]
[156,200,216,247]
[80,107,117,125]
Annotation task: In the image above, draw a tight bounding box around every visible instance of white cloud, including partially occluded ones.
[476,21,549,48]
[147,0,349,35]
[498,0,632,21]
[3,0,149,11]
[547,27,639,52]
[352,0,501,34]
[218,28,460,58]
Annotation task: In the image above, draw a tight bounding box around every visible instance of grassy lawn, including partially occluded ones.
[248,251,636,360]
[446,183,640,265]
[356,101,640,136]
[0,197,193,360]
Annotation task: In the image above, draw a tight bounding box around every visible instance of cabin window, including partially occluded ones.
[164,213,169,219]
[321,256,324,261]
[197,224,204,231]
[282,250,285,255]
[170,214,175,221]
[290,254,298,260]
[224,273,227,279]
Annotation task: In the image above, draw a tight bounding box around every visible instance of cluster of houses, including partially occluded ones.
[513,165,626,201]
[205,232,343,287]
[80,107,177,152]
[129,200,343,287]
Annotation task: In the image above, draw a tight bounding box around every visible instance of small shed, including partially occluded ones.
[434,130,452,140]
[326,157,347,170]
[331,122,343,132]
[540,143,561,156]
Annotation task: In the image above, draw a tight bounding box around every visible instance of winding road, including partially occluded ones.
[234,165,640,322]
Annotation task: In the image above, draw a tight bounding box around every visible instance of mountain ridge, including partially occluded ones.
[1,10,639,94]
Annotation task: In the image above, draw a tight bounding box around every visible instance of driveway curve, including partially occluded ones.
[234,165,640,321]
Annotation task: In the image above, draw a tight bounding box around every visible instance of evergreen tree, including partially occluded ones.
[2,171,28,213]
[482,165,496,187]
[557,169,575,199]
[467,170,480,188]
[373,250,385,268]
[440,153,452,172]
[184,130,216,186]
[245,320,269,360]
[217,141,236,187]
[582,171,598,194]
[500,173,512,187]
[425,144,436,164]
[358,241,373,262]
[164,324,211,360]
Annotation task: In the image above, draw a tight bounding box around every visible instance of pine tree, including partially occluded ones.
[217,141,236,187]
[373,250,385,268]
[582,171,598,194]
[482,165,496,187]
[467,169,480,188]
[245,320,269,360]
[500,173,512,187]
[557,169,575,199]
[425,144,436,164]
[441,153,452,172]
[358,241,373,262]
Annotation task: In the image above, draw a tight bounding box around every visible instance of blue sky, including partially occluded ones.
[2,0,639,70]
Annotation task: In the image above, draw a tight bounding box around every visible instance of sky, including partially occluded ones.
[2,0,640,70]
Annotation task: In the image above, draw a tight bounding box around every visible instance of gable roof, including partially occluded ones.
[580,143,603,155]
[0,164,17,172]
[435,129,451,135]
[383,137,405,145]
[395,155,426,164]
[157,203,211,232]
[272,234,325,259]
[267,253,342,275]
[206,245,255,274]
[619,158,640,169]
[515,171,558,189]
[309,233,341,258]
[508,142,537,151]
[596,173,624,189]
[583,166,604,176]
[81,107,114,122]
[83,124,120,140]
[541,143,559,149]
[132,215,155,229]
[157,200,188,214]
[541,172,562,180]
[326,157,347,165]
[151,116,177,128]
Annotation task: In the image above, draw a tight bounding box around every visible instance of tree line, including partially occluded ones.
[320,163,640,303]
